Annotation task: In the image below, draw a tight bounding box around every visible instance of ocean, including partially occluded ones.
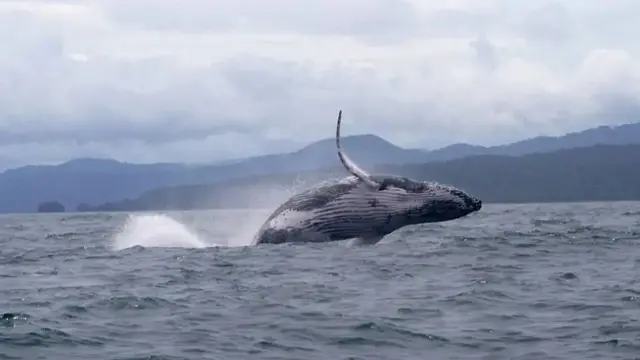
[1,202,639,360]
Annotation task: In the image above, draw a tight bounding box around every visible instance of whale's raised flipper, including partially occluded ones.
[335,110,384,190]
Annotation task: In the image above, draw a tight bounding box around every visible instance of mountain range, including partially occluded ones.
[2,120,640,213]
[81,143,640,212]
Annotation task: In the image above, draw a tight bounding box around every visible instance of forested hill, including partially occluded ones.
[79,143,640,212]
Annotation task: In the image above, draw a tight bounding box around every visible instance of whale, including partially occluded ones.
[251,110,482,246]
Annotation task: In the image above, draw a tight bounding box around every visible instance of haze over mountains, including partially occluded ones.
[4,120,640,213]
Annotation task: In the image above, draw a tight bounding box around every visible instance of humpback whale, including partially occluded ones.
[251,110,482,246]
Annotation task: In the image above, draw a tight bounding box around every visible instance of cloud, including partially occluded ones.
[97,0,421,44]
[0,0,639,169]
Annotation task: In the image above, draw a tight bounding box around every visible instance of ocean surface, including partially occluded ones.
[1,202,639,360]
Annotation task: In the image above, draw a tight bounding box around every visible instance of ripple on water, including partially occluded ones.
[0,204,639,359]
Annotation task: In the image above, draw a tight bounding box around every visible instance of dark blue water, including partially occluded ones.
[1,202,639,360]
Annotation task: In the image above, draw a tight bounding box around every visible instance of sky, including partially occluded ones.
[1,0,639,168]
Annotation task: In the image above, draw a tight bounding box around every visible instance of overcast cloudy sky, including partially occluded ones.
[0,0,639,168]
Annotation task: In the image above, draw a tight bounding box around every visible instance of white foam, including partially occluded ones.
[111,213,213,250]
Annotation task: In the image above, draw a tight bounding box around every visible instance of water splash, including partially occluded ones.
[111,213,213,250]
[109,177,324,251]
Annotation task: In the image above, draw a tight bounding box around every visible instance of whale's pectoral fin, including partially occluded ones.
[335,110,384,191]
[348,235,385,247]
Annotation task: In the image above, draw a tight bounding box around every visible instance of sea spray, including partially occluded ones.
[111,213,211,250]
[109,176,330,250]
[110,211,268,250]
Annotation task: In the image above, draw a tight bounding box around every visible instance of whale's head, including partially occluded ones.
[334,109,481,225]
[372,175,482,224]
